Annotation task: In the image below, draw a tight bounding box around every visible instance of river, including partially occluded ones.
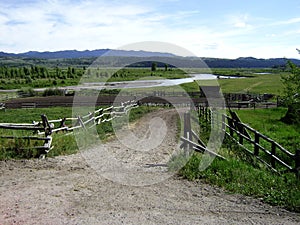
[76,74,240,90]
[0,74,242,93]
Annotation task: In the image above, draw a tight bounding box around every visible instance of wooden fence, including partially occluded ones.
[196,105,300,176]
[0,100,138,157]
[179,111,226,160]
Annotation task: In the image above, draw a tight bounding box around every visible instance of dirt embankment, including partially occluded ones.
[0,109,299,224]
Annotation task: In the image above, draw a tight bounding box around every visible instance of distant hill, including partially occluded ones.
[0,49,300,68]
[0,49,176,59]
[202,57,300,68]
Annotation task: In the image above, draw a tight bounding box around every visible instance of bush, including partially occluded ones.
[17,87,36,97]
[42,88,64,97]
[281,102,300,124]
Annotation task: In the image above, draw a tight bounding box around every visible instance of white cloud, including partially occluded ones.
[0,1,155,52]
[227,14,252,29]
[274,17,300,25]
[234,21,247,28]
[0,0,299,59]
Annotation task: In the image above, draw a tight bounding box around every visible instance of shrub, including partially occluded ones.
[17,87,36,97]
[42,88,64,97]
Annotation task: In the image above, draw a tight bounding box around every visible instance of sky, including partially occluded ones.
[0,0,300,59]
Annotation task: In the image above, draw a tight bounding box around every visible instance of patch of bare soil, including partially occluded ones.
[0,109,299,224]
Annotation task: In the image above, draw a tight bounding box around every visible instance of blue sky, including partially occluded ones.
[0,0,300,59]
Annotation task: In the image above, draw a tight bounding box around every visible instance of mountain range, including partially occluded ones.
[0,49,175,59]
[0,49,300,68]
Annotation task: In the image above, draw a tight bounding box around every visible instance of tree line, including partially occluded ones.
[0,66,85,89]
[0,66,84,80]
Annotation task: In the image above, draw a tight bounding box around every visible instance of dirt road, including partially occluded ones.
[0,109,299,224]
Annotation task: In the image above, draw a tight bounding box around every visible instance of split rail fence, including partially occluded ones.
[180,111,226,160]
[0,100,138,157]
[195,105,300,177]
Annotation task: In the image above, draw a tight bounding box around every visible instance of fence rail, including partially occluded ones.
[196,105,299,176]
[180,111,226,160]
[0,100,138,157]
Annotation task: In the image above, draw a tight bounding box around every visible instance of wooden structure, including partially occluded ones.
[180,111,226,160]
[197,104,300,177]
[0,100,138,157]
[199,86,221,98]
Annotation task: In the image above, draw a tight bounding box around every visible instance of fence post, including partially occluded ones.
[183,113,187,151]
[254,132,259,156]
[271,142,276,169]
[211,110,214,129]
[238,130,243,144]
[96,108,103,124]
[183,112,192,154]
[221,114,225,132]
[41,114,52,136]
[228,117,234,137]
[238,122,243,145]
[295,149,300,178]
[200,105,202,117]
[89,112,95,126]
[40,114,53,155]
[59,118,67,129]
[77,116,86,130]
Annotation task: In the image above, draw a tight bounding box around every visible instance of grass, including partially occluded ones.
[0,107,74,159]
[232,108,300,153]
[179,73,286,95]
[218,73,284,95]
[0,105,157,159]
[171,152,300,212]
[169,105,300,212]
[108,68,188,81]
[0,107,73,123]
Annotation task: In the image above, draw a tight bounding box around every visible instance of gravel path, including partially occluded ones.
[0,109,299,224]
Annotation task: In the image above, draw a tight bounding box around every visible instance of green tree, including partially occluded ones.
[67,67,72,78]
[40,67,48,79]
[25,75,33,84]
[164,64,168,71]
[151,62,157,72]
[19,67,25,78]
[23,67,30,76]
[55,67,61,78]
[281,59,300,124]
[282,61,300,104]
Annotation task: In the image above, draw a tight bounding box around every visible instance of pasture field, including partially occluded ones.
[232,108,300,153]
[180,73,285,95]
